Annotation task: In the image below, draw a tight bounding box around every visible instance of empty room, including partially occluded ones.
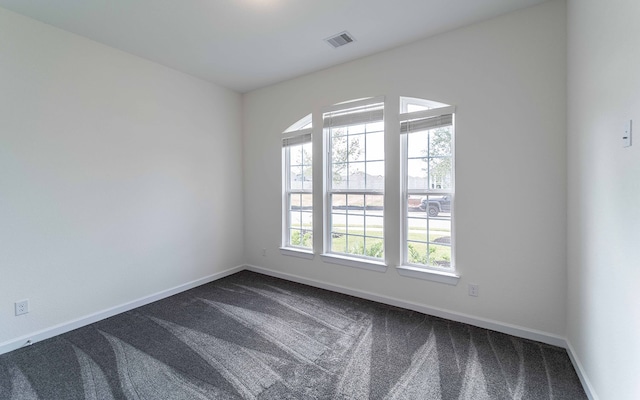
[0,0,637,399]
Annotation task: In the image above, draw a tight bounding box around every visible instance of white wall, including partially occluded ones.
[567,0,640,399]
[244,1,567,337]
[0,8,244,345]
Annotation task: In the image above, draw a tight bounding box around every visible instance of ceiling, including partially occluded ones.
[0,0,547,93]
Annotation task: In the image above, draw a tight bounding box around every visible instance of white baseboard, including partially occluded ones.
[0,264,245,356]
[245,264,567,348]
[566,341,598,400]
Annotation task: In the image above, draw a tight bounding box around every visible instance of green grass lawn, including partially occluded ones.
[294,223,452,267]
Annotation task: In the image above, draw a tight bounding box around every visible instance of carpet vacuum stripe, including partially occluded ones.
[0,271,587,399]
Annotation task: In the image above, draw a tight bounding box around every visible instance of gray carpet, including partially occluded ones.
[0,270,586,399]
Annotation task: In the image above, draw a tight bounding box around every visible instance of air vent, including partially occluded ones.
[325,31,355,49]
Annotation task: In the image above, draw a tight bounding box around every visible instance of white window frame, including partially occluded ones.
[321,97,387,271]
[398,101,459,285]
[281,118,314,258]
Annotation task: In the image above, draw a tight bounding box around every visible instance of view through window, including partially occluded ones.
[324,98,385,260]
[282,115,313,250]
[401,98,454,269]
[281,97,455,273]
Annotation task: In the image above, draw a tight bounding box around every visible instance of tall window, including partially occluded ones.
[401,98,455,269]
[324,98,385,260]
[283,115,313,250]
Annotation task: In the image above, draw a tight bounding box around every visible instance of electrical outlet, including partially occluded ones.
[15,299,29,316]
[262,248,266,256]
[468,284,479,297]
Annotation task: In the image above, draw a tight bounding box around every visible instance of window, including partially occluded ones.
[401,98,455,270]
[282,115,313,251]
[324,98,385,262]
[281,96,457,282]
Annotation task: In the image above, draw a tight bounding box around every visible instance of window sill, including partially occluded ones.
[396,265,460,285]
[320,253,387,272]
[280,247,315,260]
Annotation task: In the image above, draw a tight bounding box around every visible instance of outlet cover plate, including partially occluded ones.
[15,300,29,316]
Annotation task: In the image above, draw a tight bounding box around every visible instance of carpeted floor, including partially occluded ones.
[0,270,586,399]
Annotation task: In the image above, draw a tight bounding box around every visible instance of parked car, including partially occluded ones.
[419,195,451,217]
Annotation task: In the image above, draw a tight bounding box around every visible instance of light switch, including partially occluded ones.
[623,120,632,147]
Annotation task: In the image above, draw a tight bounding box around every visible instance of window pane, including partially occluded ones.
[407,159,428,191]
[365,238,384,258]
[349,215,365,232]
[428,157,452,190]
[332,134,347,154]
[365,161,384,190]
[290,229,312,248]
[365,216,383,239]
[332,219,347,234]
[429,127,452,157]
[290,193,302,208]
[365,194,384,210]
[407,195,422,211]
[407,241,429,264]
[407,131,429,158]
[366,131,384,161]
[332,233,347,253]
[332,163,348,189]
[347,135,364,163]
[407,104,428,113]
[347,194,364,209]
[346,234,365,256]
[348,162,365,190]
[428,244,451,268]
[407,218,428,242]
[401,97,451,113]
[331,194,347,212]
[424,194,452,219]
[290,145,303,166]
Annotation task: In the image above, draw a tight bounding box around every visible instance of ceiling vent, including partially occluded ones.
[325,31,355,49]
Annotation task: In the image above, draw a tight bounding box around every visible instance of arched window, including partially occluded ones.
[323,97,385,264]
[400,97,455,270]
[282,114,313,251]
[281,97,457,280]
